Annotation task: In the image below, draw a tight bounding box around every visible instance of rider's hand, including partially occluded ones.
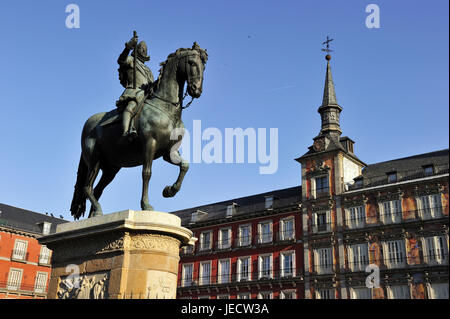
[126,36,138,50]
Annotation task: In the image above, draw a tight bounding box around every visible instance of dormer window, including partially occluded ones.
[387,172,397,183]
[190,210,207,224]
[37,222,52,235]
[423,165,434,177]
[226,203,238,218]
[265,196,274,210]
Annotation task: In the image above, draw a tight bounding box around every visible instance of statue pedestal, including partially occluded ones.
[39,210,195,299]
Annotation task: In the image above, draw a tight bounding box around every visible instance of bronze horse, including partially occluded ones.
[70,43,208,219]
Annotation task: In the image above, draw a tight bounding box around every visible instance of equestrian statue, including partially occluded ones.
[70,31,208,220]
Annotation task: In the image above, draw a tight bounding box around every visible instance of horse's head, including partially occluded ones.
[176,42,208,98]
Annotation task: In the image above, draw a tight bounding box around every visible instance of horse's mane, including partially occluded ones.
[154,43,208,91]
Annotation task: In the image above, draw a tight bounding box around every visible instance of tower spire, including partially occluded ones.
[317,38,342,138]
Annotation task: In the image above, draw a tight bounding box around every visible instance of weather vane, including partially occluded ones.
[322,36,334,60]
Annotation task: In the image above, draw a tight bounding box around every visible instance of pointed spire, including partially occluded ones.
[321,57,338,106]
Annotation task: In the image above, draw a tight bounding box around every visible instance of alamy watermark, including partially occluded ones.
[170,120,279,175]
[65,4,80,29]
[365,4,381,29]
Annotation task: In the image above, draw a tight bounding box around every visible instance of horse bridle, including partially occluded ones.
[152,52,200,109]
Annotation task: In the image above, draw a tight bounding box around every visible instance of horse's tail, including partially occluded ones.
[70,155,87,220]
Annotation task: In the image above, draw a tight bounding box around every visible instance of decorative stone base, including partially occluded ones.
[39,210,195,299]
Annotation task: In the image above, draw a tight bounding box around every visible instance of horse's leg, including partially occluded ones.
[162,150,189,198]
[88,165,121,217]
[140,138,157,211]
[84,159,102,217]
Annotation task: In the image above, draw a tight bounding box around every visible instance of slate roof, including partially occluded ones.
[0,203,67,235]
[170,186,301,227]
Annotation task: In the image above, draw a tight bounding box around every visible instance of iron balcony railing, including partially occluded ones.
[178,267,303,288]
[0,281,47,295]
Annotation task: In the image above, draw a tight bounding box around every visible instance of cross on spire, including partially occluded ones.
[321,36,334,57]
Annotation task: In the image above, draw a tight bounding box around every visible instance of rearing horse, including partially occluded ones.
[70,43,208,219]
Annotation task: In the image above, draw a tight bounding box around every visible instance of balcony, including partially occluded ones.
[177,267,303,288]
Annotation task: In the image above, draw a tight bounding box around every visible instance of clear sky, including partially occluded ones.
[0,0,448,220]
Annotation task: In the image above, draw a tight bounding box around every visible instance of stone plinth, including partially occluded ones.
[39,210,195,299]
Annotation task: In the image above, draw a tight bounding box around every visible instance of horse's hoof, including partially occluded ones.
[163,186,177,198]
[141,202,154,211]
[90,210,103,218]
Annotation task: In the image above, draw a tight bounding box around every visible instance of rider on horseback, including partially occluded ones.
[116,32,154,139]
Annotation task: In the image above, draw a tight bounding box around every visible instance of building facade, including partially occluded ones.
[0,204,66,299]
[173,187,304,299]
[295,55,449,299]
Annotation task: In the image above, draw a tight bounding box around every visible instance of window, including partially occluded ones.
[226,203,237,218]
[258,221,273,244]
[380,200,402,224]
[316,289,334,299]
[39,246,51,265]
[182,264,194,287]
[12,240,28,261]
[280,251,295,277]
[199,261,211,286]
[218,228,231,249]
[384,240,406,268]
[199,231,212,251]
[42,222,52,235]
[388,285,410,299]
[237,256,251,282]
[346,206,365,229]
[429,283,449,299]
[7,268,23,291]
[218,259,231,284]
[351,287,372,299]
[387,172,397,183]
[313,211,330,233]
[259,254,273,279]
[280,217,295,241]
[217,294,230,299]
[265,196,274,209]
[258,291,272,299]
[280,290,296,299]
[34,272,48,293]
[237,293,251,299]
[348,243,369,272]
[423,165,434,177]
[315,248,333,274]
[190,210,206,223]
[418,194,442,220]
[238,224,252,247]
[198,295,210,299]
[423,236,448,265]
[314,176,329,197]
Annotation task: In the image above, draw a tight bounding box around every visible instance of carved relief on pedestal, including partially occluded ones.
[145,270,177,299]
[57,272,109,299]
[129,233,181,254]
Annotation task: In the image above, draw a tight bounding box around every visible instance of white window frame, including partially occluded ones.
[257,291,273,299]
[199,230,213,251]
[316,288,334,299]
[380,199,402,224]
[199,261,211,286]
[12,239,28,261]
[237,293,251,299]
[258,254,273,279]
[280,251,296,277]
[313,211,331,233]
[280,217,295,241]
[265,196,274,209]
[257,220,273,244]
[383,240,406,269]
[7,268,23,291]
[417,194,443,220]
[39,245,51,265]
[42,222,51,235]
[217,294,230,299]
[218,258,231,284]
[238,224,252,247]
[428,283,449,299]
[314,247,333,274]
[387,284,411,299]
[182,263,194,287]
[350,287,372,299]
[312,175,329,198]
[422,235,448,265]
[280,289,297,299]
[237,256,252,282]
[34,272,48,293]
[218,227,232,250]
[346,205,366,229]
[348,243,369,272]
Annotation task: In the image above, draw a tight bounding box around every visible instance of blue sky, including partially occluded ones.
[0,0,448,219]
